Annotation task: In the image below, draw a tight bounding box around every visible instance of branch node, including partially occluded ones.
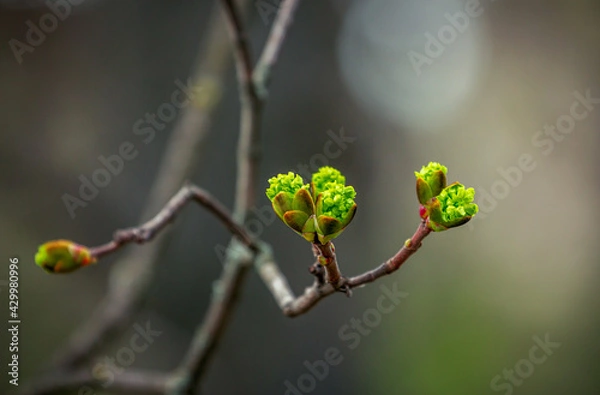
[308,262,326,286]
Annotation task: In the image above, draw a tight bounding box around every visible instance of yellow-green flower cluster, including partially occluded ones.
[415,162,478,231]
[437,183,478,223]
[266,172,309,201]
[266,167,357,244]
[319,183,356,221]
[312,166,346,195]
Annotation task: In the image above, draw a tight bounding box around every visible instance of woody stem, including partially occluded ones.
[313,242,343,288]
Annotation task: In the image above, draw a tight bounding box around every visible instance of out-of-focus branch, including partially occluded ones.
[221,0,262,223]
[19,369,169,395]
[253,0,301,98]
[166,1,302,393]
[165,240,255,395]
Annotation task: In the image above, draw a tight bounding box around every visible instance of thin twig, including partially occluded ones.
[253,0,301,98]
[314,242,344,289]
[89,183,258,259]
[256,221,432,317]
[221,0,261,223]
[220,0,258,104]
[347,222,431,286]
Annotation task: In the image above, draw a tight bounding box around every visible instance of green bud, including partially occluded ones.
[266,167,357,244]
[301,215,319,243]
[426,182,478,231]
[292,188,315,217]
[271,192,294,220]
[415,162,447,203]
[316,216,343,244]
[283,210,310,233]
[313,172,357,243]
[35,240,96,274]
[267,172,311,221]
[416,177,433,206]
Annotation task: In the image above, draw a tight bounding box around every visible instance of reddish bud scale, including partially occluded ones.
[68,244,94,266]
[419,205,428,219]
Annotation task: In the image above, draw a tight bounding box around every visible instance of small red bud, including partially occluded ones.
[419,205,428,219]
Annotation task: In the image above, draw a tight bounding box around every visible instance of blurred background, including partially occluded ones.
[1,0,599,394]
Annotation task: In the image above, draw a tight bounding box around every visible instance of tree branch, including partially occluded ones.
[89,183,259,259]
[253,0,301,98]
[314,242,345,289]
[256,221,432,317]
[165,240,254,395]
[221,0,261,223]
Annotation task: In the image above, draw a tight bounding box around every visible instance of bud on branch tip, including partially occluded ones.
[266,167,357,244]
[415,162,478,231]
[35,240,96,274]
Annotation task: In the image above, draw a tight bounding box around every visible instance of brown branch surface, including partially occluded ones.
[89,184,259,259]
[256,221,432,317]
[314,242,343,288]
